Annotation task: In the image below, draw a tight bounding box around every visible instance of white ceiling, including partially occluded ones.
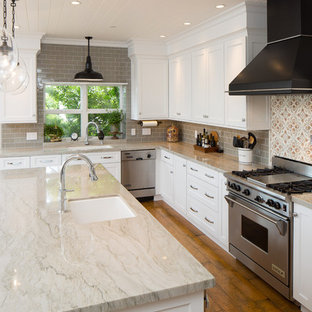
[2,0,265,43]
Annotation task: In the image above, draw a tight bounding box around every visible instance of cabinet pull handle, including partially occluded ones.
[170,171,174,174]
[205,193,214,199]
[8,161,22,165]
[190,207,198,213]
[164,156,170,159]
[203,114,209,118]
[190,185,198,190]
[176,112,181,116]
[101,156,112,159]
[190,167,198,172]
[205,173,214,179]
[205,217,214,224]
[40,159,53,163]
[242,118,246,122]
[183,164,186,167]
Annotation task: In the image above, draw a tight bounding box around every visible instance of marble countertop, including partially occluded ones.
[292,193,312,209]
[0,165,215,312]
[0,141,261,173]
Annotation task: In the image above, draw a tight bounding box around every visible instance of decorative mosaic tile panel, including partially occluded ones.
[271,95,312,164]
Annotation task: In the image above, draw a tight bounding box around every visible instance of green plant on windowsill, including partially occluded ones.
[107,110,124,138]
[44,124,64,142]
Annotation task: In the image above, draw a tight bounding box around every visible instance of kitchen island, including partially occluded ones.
[0,164,215,311]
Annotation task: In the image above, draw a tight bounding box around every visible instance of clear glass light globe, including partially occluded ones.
[0,28,18,82]
[1,58,29,94]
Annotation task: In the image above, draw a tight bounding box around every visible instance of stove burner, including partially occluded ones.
[267,180,312,195]
[232,166,292,179]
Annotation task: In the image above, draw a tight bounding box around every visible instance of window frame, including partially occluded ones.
[44,82,127,140]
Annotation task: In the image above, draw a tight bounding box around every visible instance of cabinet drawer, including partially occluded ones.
[160,149,174,166]
[31,155,62,168]
[187,195,218,236]
[187,175,218,211]
[1,157,30,170]
[62,152,120,165]
[187,160,218,186]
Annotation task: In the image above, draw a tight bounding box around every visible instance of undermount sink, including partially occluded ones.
[68,196,136,224]
[68,145,113,151]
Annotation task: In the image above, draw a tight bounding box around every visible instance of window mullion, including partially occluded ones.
[81,85,88,138]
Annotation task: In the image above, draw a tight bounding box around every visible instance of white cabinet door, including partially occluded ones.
[173,155,187,216]
[191,48,208,123]
[207,44,224,125]
[218,173,229,250]
[0,51,37,123]
[131,57,168,120]
[160,160,174,205]
[224,36,247,128]
[169,54,191,121]
[293,203,312,311]
[102,162,121,182]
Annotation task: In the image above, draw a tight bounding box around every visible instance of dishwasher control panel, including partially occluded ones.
[121,149,156,161]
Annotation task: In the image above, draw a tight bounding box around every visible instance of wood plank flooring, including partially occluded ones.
[142,200,300,312]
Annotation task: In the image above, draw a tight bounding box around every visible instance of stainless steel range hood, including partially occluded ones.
[229,0,312,95]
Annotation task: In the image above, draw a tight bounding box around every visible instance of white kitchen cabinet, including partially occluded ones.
[191,44,224,126]
[169,53,191,121]
[0,34,42,123]
[219,173,229,250]
[0,157,30,170]
[130,57,168,120]
[173,155,187,216]
[31,155,62,168]
[160,155,174,206]
[293,203,312,312]
[224,36,270,130]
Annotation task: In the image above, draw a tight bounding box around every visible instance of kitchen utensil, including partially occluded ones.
[248,132,257,149]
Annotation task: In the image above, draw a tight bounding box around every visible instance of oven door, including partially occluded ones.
[225,194,289,285]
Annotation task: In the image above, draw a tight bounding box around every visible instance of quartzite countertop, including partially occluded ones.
[0,141,262,173]
[0,164,215,312]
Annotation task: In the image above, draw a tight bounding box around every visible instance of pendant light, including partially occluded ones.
[1,0,29,94]
[74,36,103,82]
[0,0,18,82]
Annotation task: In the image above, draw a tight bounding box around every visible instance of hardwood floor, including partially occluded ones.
[142,200,300,312]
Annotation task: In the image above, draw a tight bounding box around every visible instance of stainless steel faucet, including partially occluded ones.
[85,121,101,145]
[59,154,98,213]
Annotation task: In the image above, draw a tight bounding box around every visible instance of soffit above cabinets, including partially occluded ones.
[11,0,264,43]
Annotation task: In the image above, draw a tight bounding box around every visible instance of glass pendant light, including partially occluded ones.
[0,0,28,93]
[0,0,18,82]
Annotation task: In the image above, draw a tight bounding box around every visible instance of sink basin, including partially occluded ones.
[68,196,136,224]
[68,145,113,151]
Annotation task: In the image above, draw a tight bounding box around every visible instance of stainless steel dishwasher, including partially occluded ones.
[121,149,156,198]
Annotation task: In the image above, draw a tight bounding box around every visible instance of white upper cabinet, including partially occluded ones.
[130,56,168,120]
[0,34,43,123]
[169,53,191,121]
[224,36,269,130]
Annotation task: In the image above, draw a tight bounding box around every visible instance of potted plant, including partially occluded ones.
[44,124,64,142]
[107,110,124,139]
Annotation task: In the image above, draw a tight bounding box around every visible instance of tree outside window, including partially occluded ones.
[44,84,126,141]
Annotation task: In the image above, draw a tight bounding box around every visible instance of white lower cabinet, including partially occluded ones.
[30,155,62,168]
[173,155,187,216]
[158,150,228,251]
[293,203,312,312]
[121,290,204,312]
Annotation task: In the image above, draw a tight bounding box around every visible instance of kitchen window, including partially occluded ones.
[44,83,126,141]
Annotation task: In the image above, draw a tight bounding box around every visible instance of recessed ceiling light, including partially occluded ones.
[184,22,191,26]
[160,35,166,38]
[216,4,225,9]
[71,0,81,5]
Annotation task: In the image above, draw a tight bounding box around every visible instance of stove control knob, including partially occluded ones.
[242,189,250,196]
[147,153,152,159]
[230,183,236,189]
[274,202,281,210]
[234,184,241,192]
[255,196,264,203]
[266,199,275,207]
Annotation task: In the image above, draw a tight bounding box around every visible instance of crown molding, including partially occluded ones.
[41,36,128,48]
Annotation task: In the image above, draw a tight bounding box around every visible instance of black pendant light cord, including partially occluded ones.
[11,0,16,38]
[3,0,7,29]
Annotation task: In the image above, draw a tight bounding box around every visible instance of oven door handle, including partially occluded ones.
[225,195,287,236]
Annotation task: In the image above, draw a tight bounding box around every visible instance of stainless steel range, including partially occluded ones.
[224,156,312,300]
